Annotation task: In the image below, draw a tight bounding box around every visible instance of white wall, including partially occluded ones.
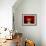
[0,0,16,29]
[13,0,41,46]
[41,0,46,46]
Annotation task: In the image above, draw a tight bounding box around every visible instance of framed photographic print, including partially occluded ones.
[22,14,37,26]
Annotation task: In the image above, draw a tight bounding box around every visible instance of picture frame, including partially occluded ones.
[22,14,37,26]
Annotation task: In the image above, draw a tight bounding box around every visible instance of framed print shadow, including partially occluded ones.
[22,14,37,26]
